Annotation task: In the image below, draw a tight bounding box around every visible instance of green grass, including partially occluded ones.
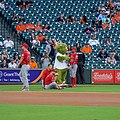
[0,85,120,92]
[0,104,120,120]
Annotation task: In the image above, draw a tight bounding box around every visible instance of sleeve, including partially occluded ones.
[45,45,50,53]
[81,47,85,53]
[35,62,38,68]
[97,40,100,45]
[51,76,55,82]
[89,47,92,53]
[8,63,10,68]
[98,15,101,20]
[3,40,6,45]
[21,52,25,59]
[11,41,14,46]
[16,25,19,31]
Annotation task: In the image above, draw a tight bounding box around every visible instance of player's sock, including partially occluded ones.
[72,77,76,87]
[74,77,77,87]
[71,78,74,87]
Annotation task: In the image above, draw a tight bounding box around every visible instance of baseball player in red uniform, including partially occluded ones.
[19,43,31,91]
[41,64,56,88]
[44,72,58,89]
[44,72,63,90]
[69,47,78,87]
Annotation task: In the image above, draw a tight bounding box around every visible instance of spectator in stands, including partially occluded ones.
[21,1,27,9]
[92,19,101,28]
[98,5,106,12]
[1,50,10,62]
[98,11,105,21]
[13,53,20,66]
[80,15,88,24]
[45,40,55,62]
[105,8,111,16]
[66,15,74,22]
[114,0,120,10]
[115,10,120,23]
[76,42,81,52]
[30,33,35,43]
[29,57,38,69]
[93,26,100,34]
[111,14,117,24]
[3,36,14,48]
[67,44,71,54]
[16,0,23,8]
[74,18,78,23]
[107,0,114,8]
[26,20,35,31]
[1,60,8,68]
[98,48,108,59]
[37,33,45,42]
[88,35,101,48]
[41,52,52,69]
[35,21,42,31]
[84,24,94,34]
[8,58,18,69]
[111,50,120,61]
[12,13,18,22]
[42,35,49,44]
[105,53,117,64]
[114,0,120,7]
[25,0,33,7]
[104,37,112,46]
[0,1,5,9]
[57,14,65,22]
[43,24,52,31]
[102,15,110,24]
[102,20,111,29]
[31,34,40,49]
[81,43,92,54]
[16,21,26,33]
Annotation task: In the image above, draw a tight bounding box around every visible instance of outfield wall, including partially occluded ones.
[0,69,119,84]
[0,69,42,83]
[0,69,91,84]
[92,69,120,84]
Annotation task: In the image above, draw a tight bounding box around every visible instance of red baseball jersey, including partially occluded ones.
[69,52,78,65]
[42,68,56,81]
[21,49,31,65]
[45,74,55,85]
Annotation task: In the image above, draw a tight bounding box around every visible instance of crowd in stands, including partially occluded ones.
[16,21,52,33]
[0,35,38,69]
[0,0,120,70]
[16,0,33,9]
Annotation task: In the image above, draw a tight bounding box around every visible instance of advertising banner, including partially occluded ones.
[0,69,42,83]
[92,70,115,83]
[115,70,120,83]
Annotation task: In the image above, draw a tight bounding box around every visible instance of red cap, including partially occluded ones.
[21,43,28,48]
[72,47,76,51]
